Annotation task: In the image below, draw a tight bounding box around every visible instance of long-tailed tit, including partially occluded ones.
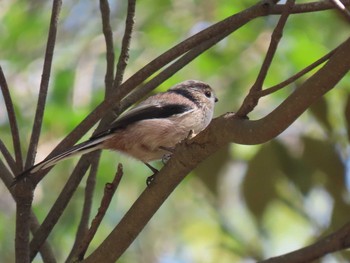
[13,80,218,185]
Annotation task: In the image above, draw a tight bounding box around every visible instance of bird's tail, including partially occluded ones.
[12,136,109,185]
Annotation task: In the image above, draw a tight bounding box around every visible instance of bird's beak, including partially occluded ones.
[215,97,218,103]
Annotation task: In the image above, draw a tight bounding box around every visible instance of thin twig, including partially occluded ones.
[113,0,136,89]
[0,66,23,170]
[330,0,350,22]
[99,0,115,94]
[236,0,295,117]
[76,164,123,261]
[0,139,18,175]
[65,153,101,262]
[30,155,92,261]
[0,158,16,189]
[254,48,337,97]
[25,0,62,170]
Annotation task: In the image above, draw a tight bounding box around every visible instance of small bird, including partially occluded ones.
[13,80,218,185]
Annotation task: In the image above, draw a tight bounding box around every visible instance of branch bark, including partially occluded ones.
[82,36,350,263]
[25,0,62,169]
[259,222,350,262]
[0,66,23,170]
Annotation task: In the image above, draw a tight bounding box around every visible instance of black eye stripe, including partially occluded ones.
[169,88,201,107]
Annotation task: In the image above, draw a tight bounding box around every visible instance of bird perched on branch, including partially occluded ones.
[13,80,218,185]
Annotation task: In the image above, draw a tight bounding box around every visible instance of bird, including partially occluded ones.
[13,80,218,185]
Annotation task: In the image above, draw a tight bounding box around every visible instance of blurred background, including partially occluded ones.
[1,0,350,262]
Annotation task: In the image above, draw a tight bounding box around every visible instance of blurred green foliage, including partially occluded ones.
[1,0,350,262]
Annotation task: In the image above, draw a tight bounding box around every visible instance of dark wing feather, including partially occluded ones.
[91,103,193,140]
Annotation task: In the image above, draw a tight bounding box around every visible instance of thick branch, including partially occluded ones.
[83,36,350,263]
[15,181,34,263]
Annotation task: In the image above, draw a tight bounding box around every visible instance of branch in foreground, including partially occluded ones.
[82,37,350,263]
[76,164,123,261]
[259,222,350,263]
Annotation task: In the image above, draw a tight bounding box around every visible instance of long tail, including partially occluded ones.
[12,135,110,185]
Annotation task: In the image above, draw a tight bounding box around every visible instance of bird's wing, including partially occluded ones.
[91,103,194,140]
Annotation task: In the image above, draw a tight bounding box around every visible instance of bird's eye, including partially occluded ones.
[204,91,211,98]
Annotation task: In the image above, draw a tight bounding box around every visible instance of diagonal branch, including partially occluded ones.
[76,164,123,261]
[236,0,295,117]
[65,153,101,262]
[82,36,350,263]
[0,139,18,174]
[259,222,350,263]
[255,48,337,97]
[0,66,23,170]
[24,0,62,170]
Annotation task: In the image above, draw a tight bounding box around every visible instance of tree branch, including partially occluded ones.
[25,0,62,170]
[329,0,350,22]
[255,48,336,97]
[113,0,136,89]
[236,0,295,117]
[32,2,268,186]
[75,164,123,261]
[270,0,350,14]
[29,155,92,261]
[29,213,57,263]
[259,222,350,263]
[30,0,350,184]
[99,0,115,94]
[15,181,34,263]
[66,153,101,262]
[0,66,23,170]
[0,139,18,175]
[82,36,350,263]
